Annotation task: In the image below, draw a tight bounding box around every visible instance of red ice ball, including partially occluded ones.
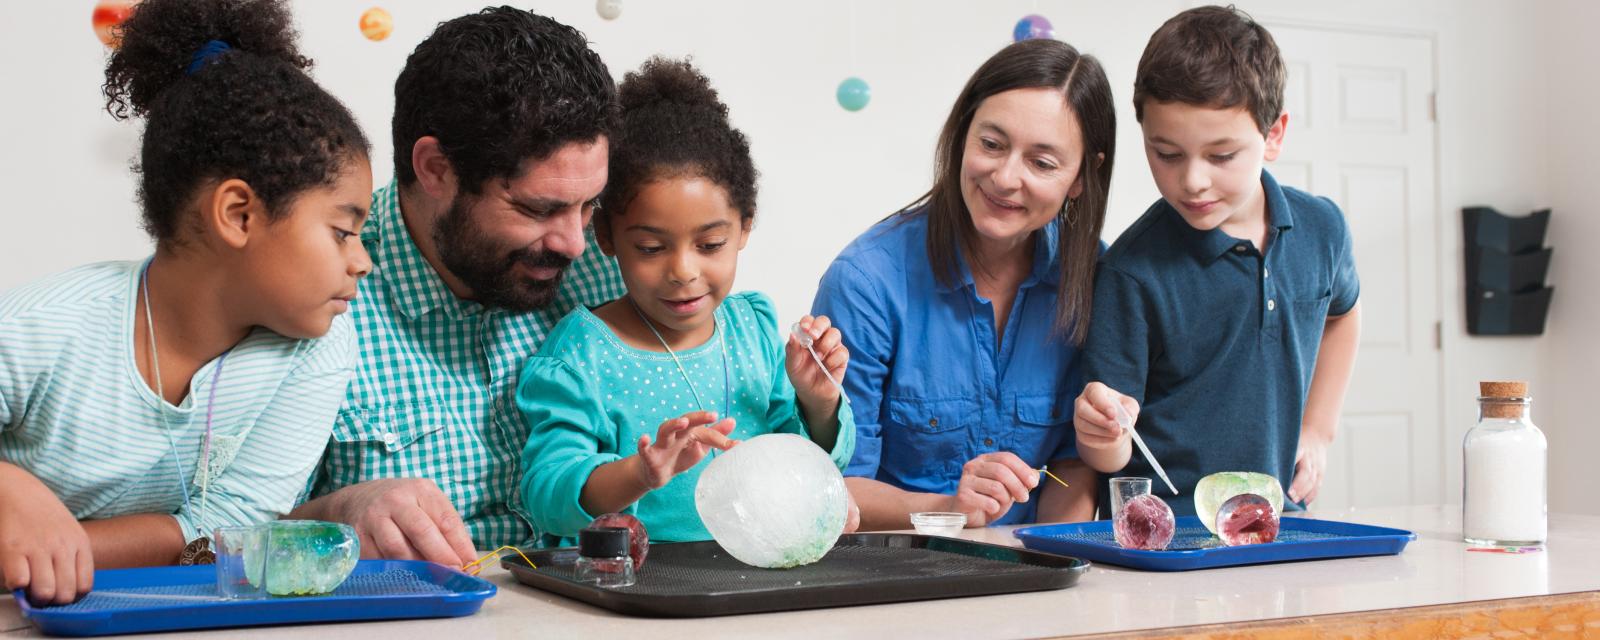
[589,512,649,569]
[1113,494,1176,550]
[1216,493,1280,545]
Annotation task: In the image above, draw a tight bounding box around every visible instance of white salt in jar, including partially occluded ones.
[1463,380,1547,546]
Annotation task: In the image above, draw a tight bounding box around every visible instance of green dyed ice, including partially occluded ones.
[217,520,360,598]
[1193,472,1284,536]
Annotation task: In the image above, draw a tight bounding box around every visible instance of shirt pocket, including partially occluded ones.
[1294,292,1333,321]
[1012,393,1074,463]
[1014,393,1070,428]
[885,396,974,434]
[332,402,451,454]
[881,396,975,481]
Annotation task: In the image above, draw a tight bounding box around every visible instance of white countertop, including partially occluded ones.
[5,505,1597,639]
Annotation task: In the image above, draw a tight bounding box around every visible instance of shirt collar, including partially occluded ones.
[933,218,1063,293]
[370,180,461,320]
[1178,168,1296,263]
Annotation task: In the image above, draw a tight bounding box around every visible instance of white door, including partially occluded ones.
[1266,24,1442,510]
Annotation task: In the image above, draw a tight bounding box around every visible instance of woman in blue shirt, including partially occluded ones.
[812,39,1116,529]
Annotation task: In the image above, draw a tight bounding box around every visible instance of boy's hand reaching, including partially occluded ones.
[0,463,93,606]
[785,315,849,416]
[1074,382,1138,448]
[1288,429,1331,505]
[1073,382,1139,472]
[635,410,738,490]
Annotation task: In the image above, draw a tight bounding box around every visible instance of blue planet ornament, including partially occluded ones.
[1013,14,1054,41]
[836,77,870,112]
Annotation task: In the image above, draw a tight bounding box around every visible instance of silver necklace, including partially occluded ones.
[141,260,226,560]
[627,298,731,418]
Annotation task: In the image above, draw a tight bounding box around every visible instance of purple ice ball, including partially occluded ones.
[1114,494,1176,550]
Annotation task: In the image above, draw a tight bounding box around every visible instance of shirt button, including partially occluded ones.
[1267,299,1277,311]
[1264,268,1270,279]
[928,418,939,427]
[1234,244,1247,253]
[382,432,398,448]
[984,438,994,447]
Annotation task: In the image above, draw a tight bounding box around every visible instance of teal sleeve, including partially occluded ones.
[516,355,625,539]
[745,293,857,470]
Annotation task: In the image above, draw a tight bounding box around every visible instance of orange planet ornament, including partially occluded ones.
[92,0,140,48]
[359,7,393,42]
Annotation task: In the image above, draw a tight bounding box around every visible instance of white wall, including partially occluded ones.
[0,1,1589,511]
[1538,0,1600,515]
[0,0,1176,313]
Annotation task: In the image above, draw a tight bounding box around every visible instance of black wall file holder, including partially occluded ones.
[1462,207,1553,335]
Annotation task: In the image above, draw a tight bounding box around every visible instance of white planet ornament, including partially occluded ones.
[695,433,848,569]
[596,0,622,20]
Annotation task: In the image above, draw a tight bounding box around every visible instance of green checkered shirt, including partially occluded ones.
[310,180,625,548]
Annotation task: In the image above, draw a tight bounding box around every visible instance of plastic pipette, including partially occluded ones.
[1114,401,1178,495]
[789,322,850,406]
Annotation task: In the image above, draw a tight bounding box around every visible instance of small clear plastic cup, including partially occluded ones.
[213,525,269,599]
[909,512,967,537]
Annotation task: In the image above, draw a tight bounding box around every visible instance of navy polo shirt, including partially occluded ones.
[1084,170,1359,516]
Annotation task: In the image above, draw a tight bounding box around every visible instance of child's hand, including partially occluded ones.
[945,452,1040,527]
[843,491,861,534]
[635,410,738,490]
[0,463,93,606]
[786,315,849,413]
[1073,382,1138,452]
[1288,430,1331,505]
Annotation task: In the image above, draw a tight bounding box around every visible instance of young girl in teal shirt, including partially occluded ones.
[516,58,855,543]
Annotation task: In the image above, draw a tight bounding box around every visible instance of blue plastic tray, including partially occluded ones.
[1012,516,1415,571]
[15,559,496,637]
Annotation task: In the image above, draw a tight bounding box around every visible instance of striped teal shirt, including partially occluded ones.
[311,181,626,548]
[0,260,356,542]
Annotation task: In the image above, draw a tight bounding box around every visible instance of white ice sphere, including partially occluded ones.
[695,433,848,568]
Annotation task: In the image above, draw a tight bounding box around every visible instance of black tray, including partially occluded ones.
[502,533,1088,617]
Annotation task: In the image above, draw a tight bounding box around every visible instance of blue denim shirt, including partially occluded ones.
[811,209,1088,525]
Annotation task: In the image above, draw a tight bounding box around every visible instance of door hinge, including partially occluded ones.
[1434,321,1442,350]
[1428,92,1437,122]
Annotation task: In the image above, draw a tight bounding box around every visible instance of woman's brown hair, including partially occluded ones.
[903,38,1116,345]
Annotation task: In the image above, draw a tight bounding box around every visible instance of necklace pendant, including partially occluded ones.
[179,536,216,565]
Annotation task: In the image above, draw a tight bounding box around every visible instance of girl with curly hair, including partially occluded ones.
[517,58,857,543]
[0,0,370,604]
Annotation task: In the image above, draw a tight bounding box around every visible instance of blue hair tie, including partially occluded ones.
[185,40,232,75]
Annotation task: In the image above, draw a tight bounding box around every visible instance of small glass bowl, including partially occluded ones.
[909,512,967,537]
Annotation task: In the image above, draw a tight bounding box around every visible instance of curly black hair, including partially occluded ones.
[102,0,368,244]
[599,57,758,231]
[392,7,618,193]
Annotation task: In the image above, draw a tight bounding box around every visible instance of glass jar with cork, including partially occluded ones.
[1463,380,1547,546]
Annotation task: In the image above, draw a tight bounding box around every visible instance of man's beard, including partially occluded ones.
[433,194,573,313]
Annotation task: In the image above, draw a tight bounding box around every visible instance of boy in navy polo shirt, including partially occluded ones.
[1072,6,1362,516]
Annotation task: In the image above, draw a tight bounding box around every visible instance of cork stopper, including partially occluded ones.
[1479,381,1529,418]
